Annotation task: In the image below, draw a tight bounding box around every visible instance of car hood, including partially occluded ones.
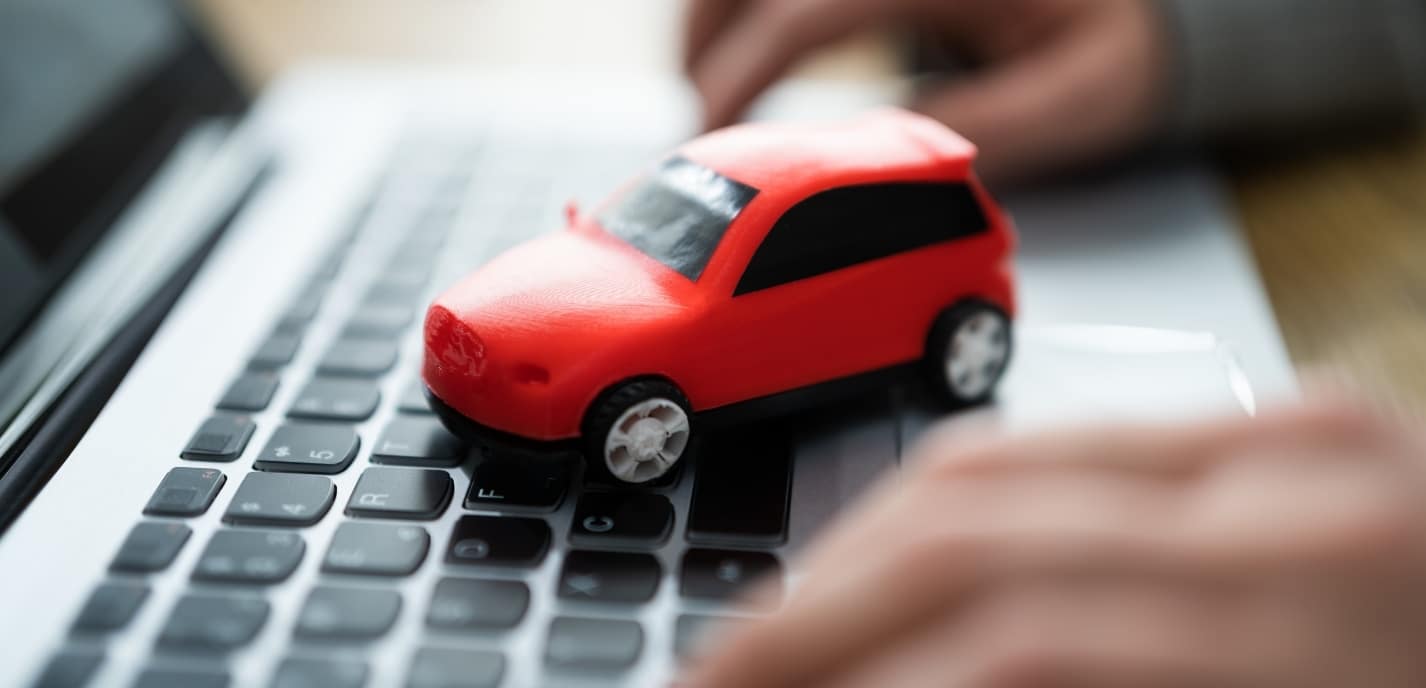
[427,228,697,369]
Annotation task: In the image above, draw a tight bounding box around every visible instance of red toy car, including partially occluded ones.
[424,108,1016,483]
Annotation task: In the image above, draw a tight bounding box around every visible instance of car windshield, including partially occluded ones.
[596,156,758,281]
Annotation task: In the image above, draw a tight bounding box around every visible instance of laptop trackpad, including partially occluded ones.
[787,323,1259,552]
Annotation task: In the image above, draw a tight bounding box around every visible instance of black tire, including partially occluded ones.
[581,378,694,485]
[926,300,1012,406]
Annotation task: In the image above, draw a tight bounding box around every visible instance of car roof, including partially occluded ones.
[676,108,977,193]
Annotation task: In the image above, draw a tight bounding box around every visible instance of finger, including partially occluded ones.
[682,0,751,73]
[909,401,1398,482]
[685,472,1190,688]
[690,0,908,129]
[823,578,1258,688]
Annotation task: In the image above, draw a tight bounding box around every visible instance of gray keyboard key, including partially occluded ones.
[406,647,504,688]
[364,280,424,306]
[296,586,402,639]
[158,594,269,650]
[318,339,397,377]
[425,578,529,631]
[323,522,429,576]
[181,416,255,462]
[557,550,661,603]
[255,423,360,474]
[545,617,643,671]
[680,549,784,603]
[569,491,673,547]
[110,522,191,573]
[192,530,304,584]
[445,515,550,567]
[269,658,367,688]
[346,467,452,520]
[71,581,148,633]
[397,381,433,414]
[675,614,739,660]
[289,378,381,421]
[344,303,414,338]
[133,667,229,688]
[371,417,466,467]
[224,473,335,526]
[275,292,323,333]
[33,649,103,688]
[249,332,302,369]
[217,373,279,412]
[144,467,226,516]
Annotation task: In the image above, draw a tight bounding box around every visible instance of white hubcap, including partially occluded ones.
[603,398,690,483]
[946,310,1009,399]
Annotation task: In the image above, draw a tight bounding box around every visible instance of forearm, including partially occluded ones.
[1157,0,1426,141]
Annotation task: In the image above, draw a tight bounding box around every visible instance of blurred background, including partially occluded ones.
[189,0,1426,412]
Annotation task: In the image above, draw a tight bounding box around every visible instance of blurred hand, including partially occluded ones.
[684,0,1168,182]
[684,403,1426,687]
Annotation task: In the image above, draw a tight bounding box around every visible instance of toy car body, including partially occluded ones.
[424,108,1016,483]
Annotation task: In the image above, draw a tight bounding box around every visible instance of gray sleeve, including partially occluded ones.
[1156,0,1426,141]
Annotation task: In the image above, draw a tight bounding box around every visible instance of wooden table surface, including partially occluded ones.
[193,0,1426,413]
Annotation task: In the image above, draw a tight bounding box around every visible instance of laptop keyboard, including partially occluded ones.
[37,137,798,687]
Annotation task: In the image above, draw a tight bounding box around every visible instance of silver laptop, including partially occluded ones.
[0,2,1296,687]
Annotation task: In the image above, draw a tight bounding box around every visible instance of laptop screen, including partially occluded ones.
[0,0,247,353]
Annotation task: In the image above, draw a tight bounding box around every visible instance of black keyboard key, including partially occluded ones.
[407,647,504,688]
[181,416,255,462]
[343,303,414,338]
[680,549,784,603]
[544,617,643,671]
[33,648,103,688]
[133,666,229,688]
[322,522,430,576]
[288,378,381,421]
[687,430,792,545]
[569,492,673,547]
[445,515,550,567]
[217,372,279,412]
[675,614,739,660]
[192,530,304,584]
[371,417,467,467]
[318,339,397,377]
[250,332,302,369]
[296,586,402,639]
[144,467,226,516]
[397,381,434,414]
[346,467,452,520]
[270,658,367,688]
[464,453,568,512]
[158,594,269,650]
[256,423,360,474]
[557,550,661,603]
[110,522,190,573]
[425,577,529,630]
[71,581,149,633]
[224,473,335,526]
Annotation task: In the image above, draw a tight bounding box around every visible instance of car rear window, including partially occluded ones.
[596,156,758,281]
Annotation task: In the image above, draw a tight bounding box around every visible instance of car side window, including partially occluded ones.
[734,182,989,295]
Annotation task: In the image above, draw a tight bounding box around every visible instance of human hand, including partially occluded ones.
[684,0,1168,182]
[683,402,1426,687]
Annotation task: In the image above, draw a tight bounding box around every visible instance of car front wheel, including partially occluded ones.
[583,379,693,484]
[928,300,1012,405]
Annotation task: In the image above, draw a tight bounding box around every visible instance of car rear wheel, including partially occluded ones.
[583,379,693,484]
[928,300,1011,405]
